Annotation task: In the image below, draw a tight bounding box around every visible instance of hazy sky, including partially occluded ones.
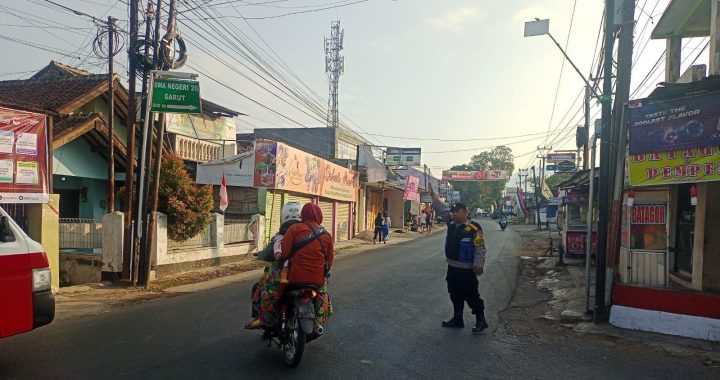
[1,0,708,178]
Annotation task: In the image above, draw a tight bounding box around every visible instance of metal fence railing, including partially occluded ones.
[224,217,253,245]
[168,224,213,250]
[59,218,103,251]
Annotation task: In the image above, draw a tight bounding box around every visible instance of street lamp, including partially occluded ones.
[524,19,601,100]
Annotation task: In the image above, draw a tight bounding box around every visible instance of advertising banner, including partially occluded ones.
[273,142,358,202]
[629,93,720,155]
[253,139,277,188]
[386,147,421,166]
[441,170,510,182]
[547,152,576,162]
[403,175,419,201]
[628,146,720,186]
[630,203,667,250]
[566,231,598,256]
[0,107,49,203]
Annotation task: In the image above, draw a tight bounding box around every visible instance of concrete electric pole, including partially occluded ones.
[325,21,344,129]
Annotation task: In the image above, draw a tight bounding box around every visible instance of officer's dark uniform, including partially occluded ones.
[441,202,488,333]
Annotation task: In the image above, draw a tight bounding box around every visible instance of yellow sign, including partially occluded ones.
[629,146,720,186]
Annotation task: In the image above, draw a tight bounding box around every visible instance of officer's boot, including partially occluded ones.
[441,313,464,328]
[471,312,489,334]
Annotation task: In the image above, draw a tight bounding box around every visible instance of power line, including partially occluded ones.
[185,0,369,20]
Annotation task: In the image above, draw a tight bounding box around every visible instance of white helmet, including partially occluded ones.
[281,202,302,223]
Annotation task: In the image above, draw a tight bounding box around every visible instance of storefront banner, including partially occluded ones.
[253,139,277,188]
[629,93,720,155]
[628,146,720,186]
[566,231,597,256]
[630,203,667,251]
[0,107,49,203]
[442,170,510,181]
[273,142,358,202]
[403,175,419,201]
[547,152,576,162]
[196,152,254,187]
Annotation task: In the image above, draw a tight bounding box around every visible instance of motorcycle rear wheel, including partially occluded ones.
[282,309,306,367]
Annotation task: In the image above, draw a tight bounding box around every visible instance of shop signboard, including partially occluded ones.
[630,203,667,251]
[547,152,576,162]
[253,139,277,188]
[557,161,576,171]
[441,170,510,181]
[566,231,598,256]
[629,92,720,155]
[628,146,720,186]
[386,147,421,167]
[0,107,49,203]
[273,142,358,202]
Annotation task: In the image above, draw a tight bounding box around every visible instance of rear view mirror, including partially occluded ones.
[0,216,15,243]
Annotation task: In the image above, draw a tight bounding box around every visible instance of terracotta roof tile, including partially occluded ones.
[0,74,108,113]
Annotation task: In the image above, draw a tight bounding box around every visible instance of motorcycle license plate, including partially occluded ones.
[297,302,315,319]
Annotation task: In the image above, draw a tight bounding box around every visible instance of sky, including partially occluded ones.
[0,0,710,182]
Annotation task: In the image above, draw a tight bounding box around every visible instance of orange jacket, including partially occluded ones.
[280,221,334,286]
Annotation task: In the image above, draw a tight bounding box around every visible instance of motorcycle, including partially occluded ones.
[260,285,324,368]
[499,219,508,231]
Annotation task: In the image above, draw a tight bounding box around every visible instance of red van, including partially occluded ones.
[0,206,55,338]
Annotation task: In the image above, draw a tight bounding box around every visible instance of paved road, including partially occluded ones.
[0,222,714,379]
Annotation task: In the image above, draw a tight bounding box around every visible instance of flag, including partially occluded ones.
[541,180,554,199]
[219,173,229,212]
[516,186,528,217]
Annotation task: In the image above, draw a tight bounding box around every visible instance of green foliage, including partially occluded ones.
[158,153,214,241]
[450,146,515,211]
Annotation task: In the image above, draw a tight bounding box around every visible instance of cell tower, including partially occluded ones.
[325,21,344,129]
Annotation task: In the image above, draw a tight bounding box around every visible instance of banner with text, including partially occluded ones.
[0,107,49,203]
[442,170,510,182]
[628,146,720,186]
[403,175,420,202]
[629,92,720,155]
[274,142,358,202]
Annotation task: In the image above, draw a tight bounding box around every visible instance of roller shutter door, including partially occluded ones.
[285,192,313,208]
[265,190,283,244]
[318,199,334,240]
[336,202,350,241]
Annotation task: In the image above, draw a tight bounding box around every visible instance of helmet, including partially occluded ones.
[281,202,302,223]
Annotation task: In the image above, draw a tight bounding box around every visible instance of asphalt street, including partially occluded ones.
[0,222,715,379]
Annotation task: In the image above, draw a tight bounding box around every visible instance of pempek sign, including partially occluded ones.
[629,146,720,186]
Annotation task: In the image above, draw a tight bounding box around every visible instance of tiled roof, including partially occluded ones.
[55,113,102,134]
[0,74,108,113]
[30,60,93,80]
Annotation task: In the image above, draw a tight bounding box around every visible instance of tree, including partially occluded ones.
[449,146,515,211]
[158,153,214,241]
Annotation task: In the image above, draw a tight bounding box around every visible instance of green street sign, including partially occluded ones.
[151,78,201,113]
[557,161,576,171]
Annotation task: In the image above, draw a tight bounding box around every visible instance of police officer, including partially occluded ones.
[441,202,489,334]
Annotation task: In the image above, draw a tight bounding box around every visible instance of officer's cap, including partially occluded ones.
[449,202,467,211]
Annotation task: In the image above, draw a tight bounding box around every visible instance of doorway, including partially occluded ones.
[674,184,694,276]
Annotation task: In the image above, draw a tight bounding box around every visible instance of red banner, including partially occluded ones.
[0,107,49,203]
[565,231,597,256]
[441,170,510,181]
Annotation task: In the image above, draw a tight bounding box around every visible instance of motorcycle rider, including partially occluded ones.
[279,203,335,288]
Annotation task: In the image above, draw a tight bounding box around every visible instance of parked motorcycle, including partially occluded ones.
[499,219,508,231]
[260,285,324,367]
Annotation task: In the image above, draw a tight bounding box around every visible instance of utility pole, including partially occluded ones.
[531,165,540,229]
[325,21,344,129]
[607,0,636,304]
[583,86,591,170]
[595,0,617,321]
[107,17,117,213]
[123,0,139,280]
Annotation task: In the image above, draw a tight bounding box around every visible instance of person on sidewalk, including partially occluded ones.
[382,212,391,244]
[441,202,489,334]
[418,212,426,232]
[426,210,433,233]
[373,213,383,244]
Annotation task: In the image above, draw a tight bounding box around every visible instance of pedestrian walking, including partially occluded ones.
[426,210,433,233]
[441,202,488,334]
[419,210,427,232]
[382,212,391,244]
[373,213,383,244]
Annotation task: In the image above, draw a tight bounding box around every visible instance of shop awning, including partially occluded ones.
[651,0,711,39]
